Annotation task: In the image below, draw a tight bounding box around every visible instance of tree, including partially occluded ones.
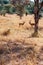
[32,0,43,37]
[11,0,31,19]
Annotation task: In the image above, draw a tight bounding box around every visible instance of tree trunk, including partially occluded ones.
[32,0,39,37]
[34,12,39,33]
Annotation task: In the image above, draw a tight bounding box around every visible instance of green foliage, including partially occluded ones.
[0,5,6,16]
[9,6,15,14]
[0,0,15,14]
[24,5,34,14]
[0,0,43,16]
[0,0,10,4]
[0,6,3,11]
[4,4,13,14]
[0,9,6,16]
[0,4,16,15]
[0,0,34,15]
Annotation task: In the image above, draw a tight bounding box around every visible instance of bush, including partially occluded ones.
[24,5,34,14]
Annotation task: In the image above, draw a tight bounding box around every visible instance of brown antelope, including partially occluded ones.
[2,29,10,36]
[19,21,25,26]
[29,21,35,26]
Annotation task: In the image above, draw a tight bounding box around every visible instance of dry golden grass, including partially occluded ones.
[0,14,43,44]
[0,14,43,65]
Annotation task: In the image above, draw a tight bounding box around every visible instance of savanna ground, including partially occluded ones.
[0,14,43,65]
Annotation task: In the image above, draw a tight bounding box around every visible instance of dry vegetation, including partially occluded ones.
[0,14,43,65]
